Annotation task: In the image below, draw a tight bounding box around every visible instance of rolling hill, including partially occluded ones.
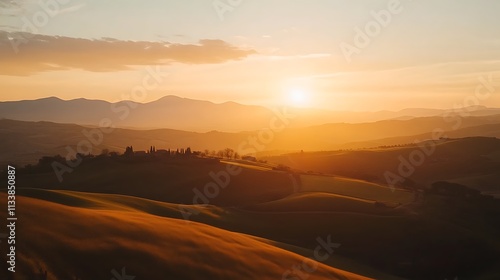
[13,157,296,207]
[0,192,371,280]
[265,137,500,195]
[341,123,500,149]
[3,114,500,166]
[4,156,500,279]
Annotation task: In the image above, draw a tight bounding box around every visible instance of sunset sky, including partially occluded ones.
[1,0,500,110]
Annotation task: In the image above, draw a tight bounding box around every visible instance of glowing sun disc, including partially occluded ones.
[288,89,310,107]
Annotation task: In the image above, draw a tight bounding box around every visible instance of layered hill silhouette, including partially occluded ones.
[266,137,500,196]
[2,113,500,165]
[1,96,500,132]
[2,96,500,279]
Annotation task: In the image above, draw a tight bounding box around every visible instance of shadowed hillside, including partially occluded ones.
[13,156,296,207]
[266,137,500,195]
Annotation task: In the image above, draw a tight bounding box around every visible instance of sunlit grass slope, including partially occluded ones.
[266,137,500,191]
[0,193,372,280]
[246,192,389,214]
[300,175,414,205]
[13,188,500,280]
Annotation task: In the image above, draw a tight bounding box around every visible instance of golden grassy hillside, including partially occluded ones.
[0,193,372,280]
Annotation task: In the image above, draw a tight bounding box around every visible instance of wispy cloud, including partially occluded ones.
[0,0,24,16]
[0,32,257,76]
[0,0,21,8]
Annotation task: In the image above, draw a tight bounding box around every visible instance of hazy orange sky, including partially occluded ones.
[1,0,499,111]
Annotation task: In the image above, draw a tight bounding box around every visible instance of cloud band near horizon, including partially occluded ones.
[0,31,257,76]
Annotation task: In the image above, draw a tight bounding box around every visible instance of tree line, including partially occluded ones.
[20,146,247,173]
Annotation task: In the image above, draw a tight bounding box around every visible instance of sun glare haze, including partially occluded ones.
[1,1,500,279]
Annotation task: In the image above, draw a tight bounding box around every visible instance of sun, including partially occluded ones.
[287,88,311,107]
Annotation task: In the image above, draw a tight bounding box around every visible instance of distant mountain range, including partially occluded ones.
[2,96,500,132]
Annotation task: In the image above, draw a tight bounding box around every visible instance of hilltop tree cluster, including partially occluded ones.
[123,145,195,157]
[18,145,253,176]
[201,148,240,159]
